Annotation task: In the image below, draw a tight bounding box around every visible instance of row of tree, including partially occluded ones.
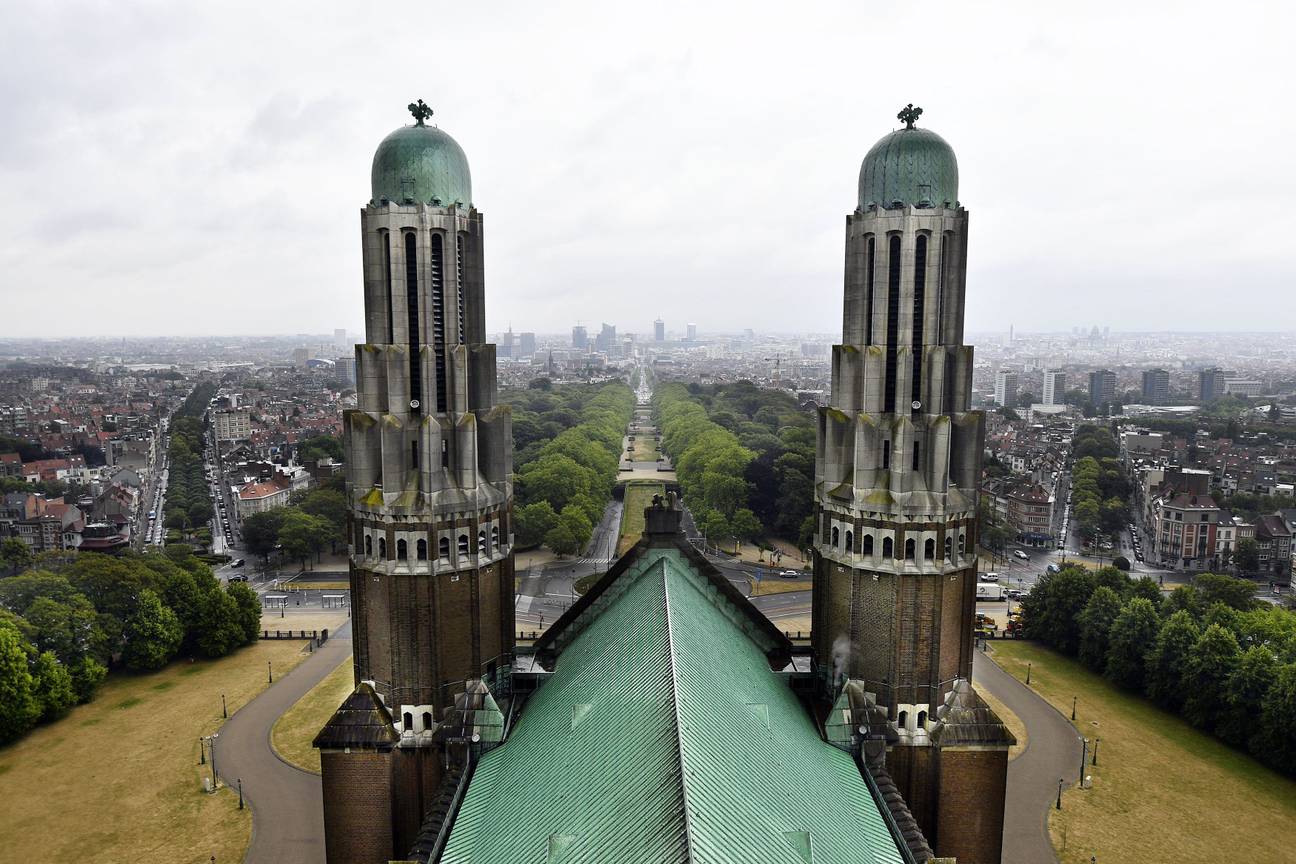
[0,546,261,745]
[508,382,634,555]
[1022,566,1296,776]
[1070,426,1131,547]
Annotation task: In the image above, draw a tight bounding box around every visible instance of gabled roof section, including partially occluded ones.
[313,682,398,751]
[442,551,905,863]
[533,522,792,671]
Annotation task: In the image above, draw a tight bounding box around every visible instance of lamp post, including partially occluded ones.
[1026,662,1032,685]
[199,736,206,765]
[221,693,227,719]
[267,660,273,684]
[1071,695,1077,721]
[1056,778,1064,810]
[1092,737,1100,766]
[238,778,244,810]
[1080,738,1089,785]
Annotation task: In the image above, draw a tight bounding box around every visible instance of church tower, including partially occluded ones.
[316,102,514,864]
[811,105,1010,863]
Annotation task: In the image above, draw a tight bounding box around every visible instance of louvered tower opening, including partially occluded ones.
[911,234,927,414]
[884,234,901,412]
[404,232,422,414]
[456,233,466,343]
[430,234,447,413]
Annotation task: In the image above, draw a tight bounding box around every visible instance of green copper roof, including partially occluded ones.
[371,124,472,207]
[443,548,905,864]
[858,126,958,210]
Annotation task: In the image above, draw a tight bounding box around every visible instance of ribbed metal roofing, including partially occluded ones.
[442,549,905,863]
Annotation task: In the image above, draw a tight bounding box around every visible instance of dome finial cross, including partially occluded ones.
[408,99,433,126]
[897,103,922,129]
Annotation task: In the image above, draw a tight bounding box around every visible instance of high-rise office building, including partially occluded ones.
[1089,369,1116,407]
[686,322,697,341]
[993,369,1018,407]
[653,318,665,341]
[812,106,1011,863]
[595,322,616,352]
[1042,369,1066,406]
[1142,368,1169,404]
[1199,367,1233,402]
[518,332,536,358]
[571,324,588,349]
[317,104,514,864]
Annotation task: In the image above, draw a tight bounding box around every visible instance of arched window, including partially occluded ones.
[911,233,927,413]
[430,234,447,412]
[845,531,854,553]
[378,537,387,559]
[397,538,408,560]
[865,235,876,345]
[958,533,966,554]
[944,537,953,559]
[883,537,894,558]
[422,710,433,731]
[402,711,413,730]
[862,534,874,556]
[478,529,487,552]
[417,538,428,561]
[491,525,499,547]
[831,526,840,547]
[917,710,927,728]
[438,536,450,559]
[897,710,908,730]
[457,534,469,556]
[904,538,915,560]
[884,234,902,411]
[404,232,422,414]
[364,534,372,556]
[924,538,935,560]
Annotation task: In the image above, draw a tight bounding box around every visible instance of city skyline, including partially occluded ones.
[3,1,1294,338]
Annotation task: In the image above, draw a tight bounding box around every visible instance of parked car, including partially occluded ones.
[228,574,248,583]
[779,569,800,578]
[231,558,246,568]
[979,572,1000,583]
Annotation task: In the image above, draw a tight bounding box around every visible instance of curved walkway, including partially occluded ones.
[973,649,1083,864]
[213,620,353,864]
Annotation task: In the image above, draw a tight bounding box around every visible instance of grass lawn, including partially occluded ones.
[630,436,659,461]
[617,481,664,555]
[750,578,813,597]
[271,656,354,773]
[991,641,1296,864]
[975,685,1027,761]
[0,640,311,864]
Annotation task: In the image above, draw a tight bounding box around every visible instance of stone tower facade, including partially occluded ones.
[811,106,1009,864]
[317,103,514,864]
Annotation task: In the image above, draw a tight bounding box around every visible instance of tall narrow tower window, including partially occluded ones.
[430,233,447,413]
[884,234,901,412]
[404,232,422,413]
[411,440,418,469]
[865,236,876,345]
[937,232,949,344]
[911,233,927,413]
[456,233,466,343]
[912,439,921,471]
[882,439,890,470]
[382,231,394,344]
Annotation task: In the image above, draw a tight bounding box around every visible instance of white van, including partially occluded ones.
[979,572,1000,583]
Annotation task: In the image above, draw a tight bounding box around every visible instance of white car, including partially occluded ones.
[1013,550,1029,561]
[979,572,1000,583]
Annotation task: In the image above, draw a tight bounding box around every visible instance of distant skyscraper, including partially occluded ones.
[1089,369,1116,407]
[1199,367,1233,402]
[994,369,1018,407]
[686,322,697,341]
[571,325,588,349]
[653,318,665,342]
[518,332,536,358]
[813,106,1011,863]
[595,322,616,352]
[1042,369,1066,406]
[1141,368,1169,404]
[334,327,347,343]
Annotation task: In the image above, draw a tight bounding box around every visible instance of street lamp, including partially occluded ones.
[1080,738,1089,784]
[1026,662,1032,685]
[1056,778,1064,810]
[1071,695,1077,721]
[1092,737,1100,766]
[267,660,273,684]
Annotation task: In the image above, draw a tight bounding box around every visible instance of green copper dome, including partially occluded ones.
[371,123,472,207]
[858,121,958,210]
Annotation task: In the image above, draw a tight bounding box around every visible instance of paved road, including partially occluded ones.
[973,649,1083,864]
[213,621,352,864]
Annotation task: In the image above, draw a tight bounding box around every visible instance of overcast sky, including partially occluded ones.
[2,1,1293,339]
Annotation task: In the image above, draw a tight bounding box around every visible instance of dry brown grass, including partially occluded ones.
[617,482,664,555]
[750,578,813,597]
[270,656,354,773]
[993,641,1296,864]
[630,435,659,461]
[0,640,310,864]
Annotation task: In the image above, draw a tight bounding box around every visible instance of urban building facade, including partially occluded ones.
[1088,369,1116,407]
[812,106,1011,863]
[1041,369,1065,406]
[316,104,515,864]
[214,409,252,442]
[993,369,1017,407]
[1141,368,1169,404]
[1199,367,1234,401]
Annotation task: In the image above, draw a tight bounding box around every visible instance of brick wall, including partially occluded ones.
[320,750,393,864]
[934,747,1008,864]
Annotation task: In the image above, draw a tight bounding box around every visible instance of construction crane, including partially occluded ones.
[763,354,791,386]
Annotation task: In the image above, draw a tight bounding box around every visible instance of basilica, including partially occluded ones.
[315,102,1011,864]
